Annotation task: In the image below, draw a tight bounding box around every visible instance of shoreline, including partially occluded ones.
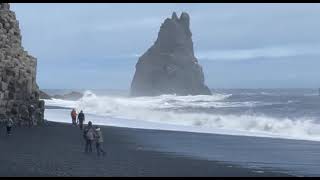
[0,120,294,177]
[44,106,320,144]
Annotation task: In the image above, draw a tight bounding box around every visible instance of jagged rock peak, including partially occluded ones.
[170,12,190,22]
[161,11,192,39]
[171,12,178,20]
[179,12,190,27]
[130,12,211,96]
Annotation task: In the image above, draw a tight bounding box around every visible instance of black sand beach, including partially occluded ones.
[0,121,292,177]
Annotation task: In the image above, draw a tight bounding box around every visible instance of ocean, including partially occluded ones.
[43,88,320,176]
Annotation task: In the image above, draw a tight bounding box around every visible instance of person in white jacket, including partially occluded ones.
[94,126,106,156]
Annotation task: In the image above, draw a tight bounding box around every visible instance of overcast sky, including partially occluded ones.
[11,3,320,89]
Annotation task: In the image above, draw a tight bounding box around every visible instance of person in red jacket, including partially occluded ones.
[71,109,77,126]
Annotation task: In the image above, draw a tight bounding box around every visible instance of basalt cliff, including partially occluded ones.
[0,3,44,125]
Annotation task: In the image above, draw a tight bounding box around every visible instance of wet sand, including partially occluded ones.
[0,121,291,177]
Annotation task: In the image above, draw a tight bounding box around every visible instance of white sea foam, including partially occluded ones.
[44,90,320,142]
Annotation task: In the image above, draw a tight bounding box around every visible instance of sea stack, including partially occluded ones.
[0,3,44,125]
[130,12,211,96]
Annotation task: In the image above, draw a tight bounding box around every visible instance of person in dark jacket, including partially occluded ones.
[28,105,35,127]
[19,105,29,127]
[6,118,13,135]
[83,121,94,153]
[77,110,85,130]
[94,126,106,156]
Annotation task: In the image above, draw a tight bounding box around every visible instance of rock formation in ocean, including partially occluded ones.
[52,91,83,101]
[39,90,52,100]
[0,3,45,125]
[130,12,211,96]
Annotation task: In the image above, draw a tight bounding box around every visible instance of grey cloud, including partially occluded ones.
[9,3,320,89]
[197,43,320,61]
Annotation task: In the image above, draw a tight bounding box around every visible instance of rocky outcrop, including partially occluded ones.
[39,90,52,100]
[130,12,211,96]
[0,3,44,125]
[52,91,83,101]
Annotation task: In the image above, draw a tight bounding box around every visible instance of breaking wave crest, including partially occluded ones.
[46,90,320,141]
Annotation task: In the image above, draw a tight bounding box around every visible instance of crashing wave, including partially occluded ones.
[45,90,320,142]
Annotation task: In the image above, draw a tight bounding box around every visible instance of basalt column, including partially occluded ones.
[0,3,45,125]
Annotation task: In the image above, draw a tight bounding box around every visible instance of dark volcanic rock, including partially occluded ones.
[0,3,45,125]
[53,91,83,101]
[130,12,211,96]
[52,94,64,99]
[39,90,52,100]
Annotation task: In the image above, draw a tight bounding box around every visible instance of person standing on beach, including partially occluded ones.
[20,105,29,127]
[6,117,13,135]
[83,121,94,153]
[77,110,85,130]
[94,126,106,157]
[28,104,35,127]
[71,109,77,126]
[35,108,43,125]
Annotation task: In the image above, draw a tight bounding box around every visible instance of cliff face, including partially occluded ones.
[130,12,211,96]
[0,3,44,125]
